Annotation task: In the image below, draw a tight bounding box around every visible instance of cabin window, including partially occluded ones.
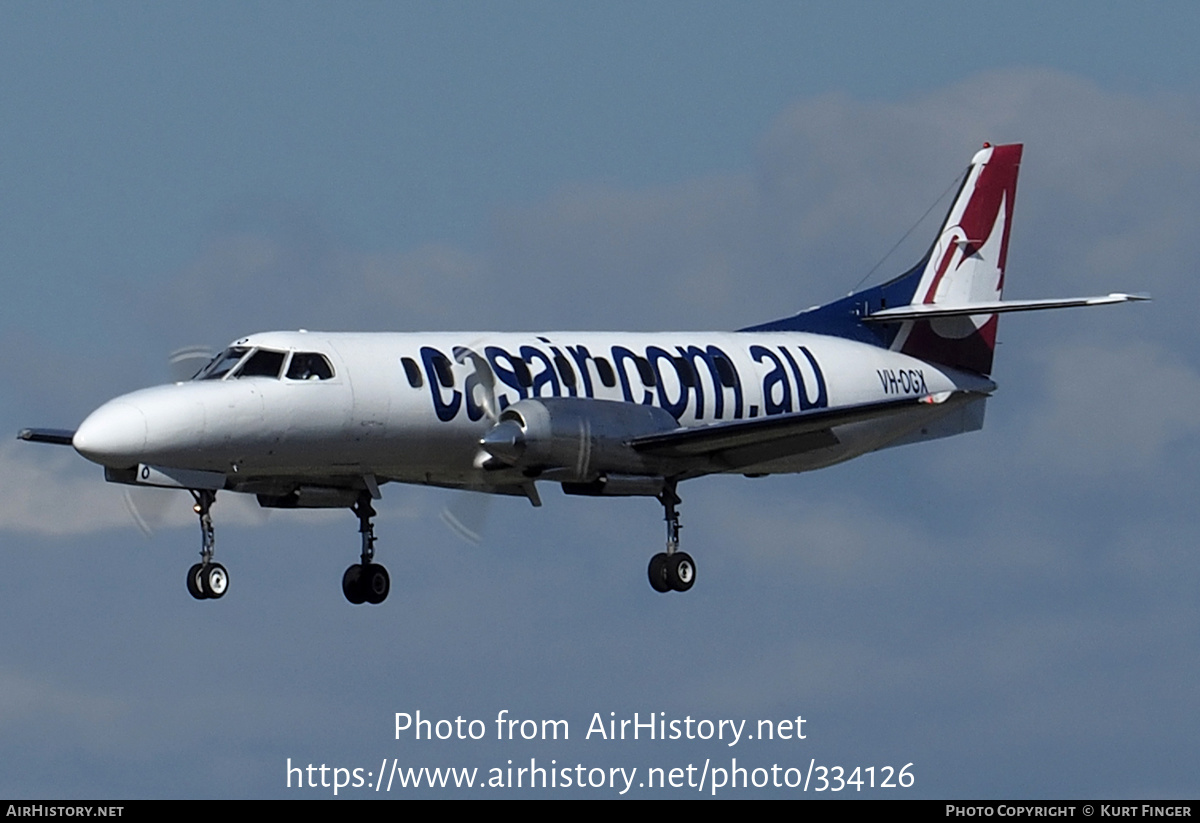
[634,356,656,387]
[673,357,696,387]
[594,357,617,388]
[401,357,424,388]
[286,352,335,381]
[431,353,454,388]
[714,354,737,387]
[553,353,576,388]
[513,358,533,388]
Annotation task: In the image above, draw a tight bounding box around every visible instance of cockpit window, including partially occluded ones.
[195,347,250,380]
[234,349,286,379]
[286,352,335,381]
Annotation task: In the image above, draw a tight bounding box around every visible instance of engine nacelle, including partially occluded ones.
[479,397,678,481]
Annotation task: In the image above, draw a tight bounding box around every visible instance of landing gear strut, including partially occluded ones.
[343,493,390,605]
[186,489,228,600]
[648,482,695,593]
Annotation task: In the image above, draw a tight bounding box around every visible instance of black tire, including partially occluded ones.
[363,564,390,605]
[187,563,207,600]
[342,564,366,605]
[648,553,671,593]
[201,562,229,599]
[666,552,695,592]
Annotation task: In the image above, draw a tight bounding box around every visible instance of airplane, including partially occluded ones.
[19,142,1146,604]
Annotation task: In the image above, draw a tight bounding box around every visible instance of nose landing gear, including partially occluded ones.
[343,493,390,605]
[186,489,228,600]
[648,482,695,593]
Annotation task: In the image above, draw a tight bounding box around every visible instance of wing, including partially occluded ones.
[629,391,974,473]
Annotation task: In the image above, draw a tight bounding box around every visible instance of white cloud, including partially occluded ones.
[0,442,136,535]
[0,442,332,536]
[1020,341,1200,475]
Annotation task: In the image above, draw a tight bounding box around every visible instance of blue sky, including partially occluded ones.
[1,1,1197,798]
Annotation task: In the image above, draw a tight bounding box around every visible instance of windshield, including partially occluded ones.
[195,347,250,380]
[234,349,286,379]
[195,346,333,381]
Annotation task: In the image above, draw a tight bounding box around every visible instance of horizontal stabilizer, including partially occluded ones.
[863,293,1150,323]
[17,428,76,446]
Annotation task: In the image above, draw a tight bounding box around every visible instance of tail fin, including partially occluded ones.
[889,143,1021,374]
[745,143,1023,376]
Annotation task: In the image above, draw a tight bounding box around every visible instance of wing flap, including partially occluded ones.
[630,393,962,462]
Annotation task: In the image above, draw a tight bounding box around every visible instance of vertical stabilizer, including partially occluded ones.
[892,143,1021,374]
[745,143,1023,377]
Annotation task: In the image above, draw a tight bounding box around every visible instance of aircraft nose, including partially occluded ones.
[73,400,148,467]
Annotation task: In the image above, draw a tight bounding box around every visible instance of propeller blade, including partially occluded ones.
[168,345,217,383]
[120,345,220,536]
[122,486,188,537]
[439,490,493,546]
[453,346,499,422]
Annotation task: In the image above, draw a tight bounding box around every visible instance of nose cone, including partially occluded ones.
[479,420,526,465]
[73,400,148,467]
[74,385,216,468]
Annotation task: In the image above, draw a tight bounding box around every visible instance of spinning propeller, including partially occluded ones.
[437,345,506,545]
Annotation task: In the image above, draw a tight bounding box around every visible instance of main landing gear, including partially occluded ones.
[648,482,695,594]
[342,493,390,605]
[186,490,228,600]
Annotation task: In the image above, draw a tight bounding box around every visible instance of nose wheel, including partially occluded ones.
[648,483,696,593]
[343,494,390,605]
[186,490,229,600]
[188,561,229,599]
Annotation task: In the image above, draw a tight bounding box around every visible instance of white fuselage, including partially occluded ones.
[71,329,994,496]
